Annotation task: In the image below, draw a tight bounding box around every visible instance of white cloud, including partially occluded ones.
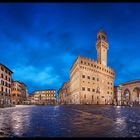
[12,65,61,87]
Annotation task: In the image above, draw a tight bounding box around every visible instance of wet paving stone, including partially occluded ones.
[0,105,140,137]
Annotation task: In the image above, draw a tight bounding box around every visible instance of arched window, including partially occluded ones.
[1,87,3,92]
[102,36,105,40]
[92,95,94,100]
[124,89,130,101]
[137,93,139,98]
[84,94,86,98]
[1,74,3,78]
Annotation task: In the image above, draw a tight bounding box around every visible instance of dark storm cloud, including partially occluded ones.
[0,3,140,93]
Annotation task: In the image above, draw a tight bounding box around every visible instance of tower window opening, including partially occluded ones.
[87,76,90,79]
[87,88,90,91]
[102,36,105,40]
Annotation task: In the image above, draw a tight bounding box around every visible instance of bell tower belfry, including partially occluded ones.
[96,29,109,66]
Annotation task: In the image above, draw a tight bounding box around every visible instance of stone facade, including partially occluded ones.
[115,80,140,106]
[31,89,56,105]
[58,30,115,105]
[25,94,34,105]
[58,81,70,104]
[11,81,27,105]
[0,64,13,107]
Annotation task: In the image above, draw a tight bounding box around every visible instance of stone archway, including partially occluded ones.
[117,80,140,106]
[132,87,140,105]
[122,89,131,105]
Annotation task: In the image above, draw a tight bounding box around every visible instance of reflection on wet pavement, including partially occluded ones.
[0,105,140,137]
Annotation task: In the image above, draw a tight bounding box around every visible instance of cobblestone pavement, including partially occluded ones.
[0,105,140,137]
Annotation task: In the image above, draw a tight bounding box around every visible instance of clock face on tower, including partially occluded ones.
[102,60,106,66]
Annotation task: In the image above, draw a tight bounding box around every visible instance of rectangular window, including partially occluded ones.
[87,76,90,79]
[92,89,95,92]
[87,88,90,91]
[92,77,95,80]
[97,78,99,81]
[82,75,85,78]
[82,87,85,91]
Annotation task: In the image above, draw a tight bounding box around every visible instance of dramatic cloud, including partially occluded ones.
[0,3,140,94]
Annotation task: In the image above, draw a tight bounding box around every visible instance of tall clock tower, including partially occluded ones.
[96,29,109,66]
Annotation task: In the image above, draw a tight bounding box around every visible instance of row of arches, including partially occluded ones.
[122,87,140,105]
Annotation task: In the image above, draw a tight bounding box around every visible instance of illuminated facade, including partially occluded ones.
[59,30,115,105]
[11,81,27,105]
[0,64,13,107]
[31,89,56,105]
[58,81,70,104]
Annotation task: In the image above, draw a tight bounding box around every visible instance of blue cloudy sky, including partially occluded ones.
[0,3,140,94]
